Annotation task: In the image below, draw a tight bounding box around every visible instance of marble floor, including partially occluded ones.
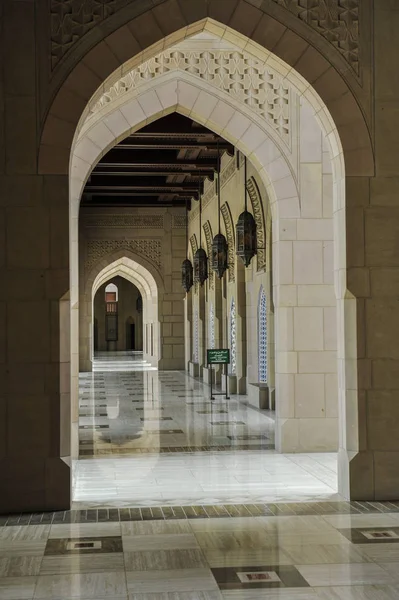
[3,509,399,598]
[3,353,399,598]
[74,352,338,508]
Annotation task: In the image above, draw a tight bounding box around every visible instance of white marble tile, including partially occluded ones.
[34,571,127,598]
[126,568,219,593]
[313,586,399,599]
[49,523,121,539]
[39,554,125,575]
[0,575,37,599]
[296,563,395,587]
[122,534,199,551]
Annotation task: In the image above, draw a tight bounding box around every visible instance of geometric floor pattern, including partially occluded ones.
[3,513,399,598]
[74,352,338,508]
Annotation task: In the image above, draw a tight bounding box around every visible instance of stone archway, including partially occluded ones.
[82,253,162,370]
[65,29,350,495]
[38,13,376,503]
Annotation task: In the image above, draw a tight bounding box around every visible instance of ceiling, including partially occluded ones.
[81,113,235,208]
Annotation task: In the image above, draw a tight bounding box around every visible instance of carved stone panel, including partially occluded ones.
[85,239,162,272]
[172,215,186,228]
[50,0,129,70]
[272,0,359,75]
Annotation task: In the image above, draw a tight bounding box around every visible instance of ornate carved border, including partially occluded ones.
[203,220,214,290]
[247,176,266,272]
[189,234,198,259]
[220,202,235,283]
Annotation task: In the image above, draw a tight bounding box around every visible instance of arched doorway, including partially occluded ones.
[37,12,376,506]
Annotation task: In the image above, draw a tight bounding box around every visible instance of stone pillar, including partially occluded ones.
[184,291,193,371]
[0,2,71,512]
[235,260,247,394]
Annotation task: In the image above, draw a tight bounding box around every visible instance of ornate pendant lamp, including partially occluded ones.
[181,198,193,293]
[211,145,228,278]
[136,294,143,313]
[236,155,257,267]
[194,181,208,286]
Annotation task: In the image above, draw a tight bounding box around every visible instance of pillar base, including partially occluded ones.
[248,383,274,409]
[222,374,237,395]
[0,457,71,513]
[189,361,200,378]
[203,366,222,385]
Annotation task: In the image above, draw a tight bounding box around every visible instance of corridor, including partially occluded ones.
[74,353,338,508]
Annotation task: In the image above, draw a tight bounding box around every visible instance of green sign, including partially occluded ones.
[207,349,230,365]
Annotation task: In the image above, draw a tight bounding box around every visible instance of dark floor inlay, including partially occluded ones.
[79,425,109,429]
[210,421,246,425]
[339,527,399,544]
[45,536,123,555]
[140,417,172,421]
[212,565,310,590]
[228,434,271,441]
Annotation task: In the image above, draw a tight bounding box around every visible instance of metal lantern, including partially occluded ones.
[212,233,228,278]
[236,155,257,268]
[193,179,208,286]
[181,258,193,293]
[236,210,257,267]
[181,199,194,293]
[136,295,143,313]
[211,146,228,279]
[194,247,208,286]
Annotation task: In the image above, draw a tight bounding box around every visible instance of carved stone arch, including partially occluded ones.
[203,221,214,290]
[40,8,373,178]
[247,176,266,272]
[47,0,363,83]
[220,202,235,283]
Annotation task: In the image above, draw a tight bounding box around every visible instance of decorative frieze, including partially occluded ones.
[220,202,235,283]
[84,215,164,228]
[85,239,162,272]
[90,50,291,147]
[246,177,266,272]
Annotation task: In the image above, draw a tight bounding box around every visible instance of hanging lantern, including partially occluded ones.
[194,247,208,285]
[212,233,228,278]
[181,199,193,293]
[236,210,257,267]
[236,156,257,267]
[193,179,208,286]
[211,145,228,279]
[181,258,193,292]
[136,295,143,313]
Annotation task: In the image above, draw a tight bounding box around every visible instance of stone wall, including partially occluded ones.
[79,207,186,371]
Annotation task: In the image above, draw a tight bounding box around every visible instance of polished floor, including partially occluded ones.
[3,510,399,598]
[74,352,338,508]
[2,354,399,598]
